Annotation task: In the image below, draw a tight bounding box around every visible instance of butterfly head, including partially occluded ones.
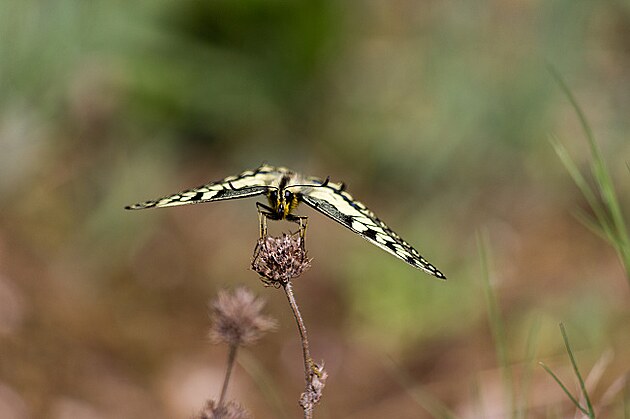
[268,188,299,219]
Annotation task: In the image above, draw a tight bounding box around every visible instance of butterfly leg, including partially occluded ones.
[287,213,308,248]
[256,202,276,238]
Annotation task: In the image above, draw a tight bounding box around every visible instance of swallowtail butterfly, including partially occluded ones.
[125,164,446,279]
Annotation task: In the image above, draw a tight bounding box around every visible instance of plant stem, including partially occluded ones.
[478,232,515,418]
[218,344,239,409]
[283,281,313,419]
[549,64,630,286]
[560,323,596,418]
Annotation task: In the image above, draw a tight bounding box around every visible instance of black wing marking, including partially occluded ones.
[297,182,446,279]
[125,165,278,210]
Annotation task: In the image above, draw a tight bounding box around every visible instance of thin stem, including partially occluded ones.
[477,232,515,417]
[539,361,589,415]
[549,64,630,285]
[560,323,596,418]
[283,281,313,419]
[516,316,542,419]
[218,344,239,409]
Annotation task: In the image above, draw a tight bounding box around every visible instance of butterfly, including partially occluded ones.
[125,164,446,279]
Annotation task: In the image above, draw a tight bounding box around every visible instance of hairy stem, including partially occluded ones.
[283,281,313,419]
[218,344,239,409]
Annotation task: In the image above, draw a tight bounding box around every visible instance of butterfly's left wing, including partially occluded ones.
[296,181,446,279]
[125,165,280,210]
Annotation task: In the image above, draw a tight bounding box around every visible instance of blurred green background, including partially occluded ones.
[1,1,630,418]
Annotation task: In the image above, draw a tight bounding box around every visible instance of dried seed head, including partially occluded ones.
[195,399,251,419]
[251,234,311,285]
[209,287,277,347]
[300,362,328,412]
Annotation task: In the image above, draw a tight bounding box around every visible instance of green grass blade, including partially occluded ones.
[572,209,609,242]
[559,323,596,418]
[549,65,630,284]
[515,316,541,419]
[477,231,515,418]
[547,64,596,158]
[539,361,588,415]
[551,138,613,238]
[594,159,630,278]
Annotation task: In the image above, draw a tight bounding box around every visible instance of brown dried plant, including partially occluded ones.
[252,231,326,419]
[195,287,276,419]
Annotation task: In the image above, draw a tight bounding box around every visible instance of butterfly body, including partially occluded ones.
[126,164,446,279]
[261,169,302,221]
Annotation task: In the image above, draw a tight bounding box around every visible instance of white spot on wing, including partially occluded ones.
[351,220,369,232]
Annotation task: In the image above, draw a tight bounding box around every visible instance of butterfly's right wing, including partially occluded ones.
[297,179,446,279]
[125,165,280,210]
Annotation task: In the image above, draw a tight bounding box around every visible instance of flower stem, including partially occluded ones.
[283,281,313,419]
[218,343,239,409]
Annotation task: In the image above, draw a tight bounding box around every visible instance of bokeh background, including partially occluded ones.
[1,1,630,418]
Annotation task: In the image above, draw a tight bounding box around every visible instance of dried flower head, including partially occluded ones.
[209,287,277,346]
[195,399,251,419]
[300,362,328,412]
[251,234,311,285]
